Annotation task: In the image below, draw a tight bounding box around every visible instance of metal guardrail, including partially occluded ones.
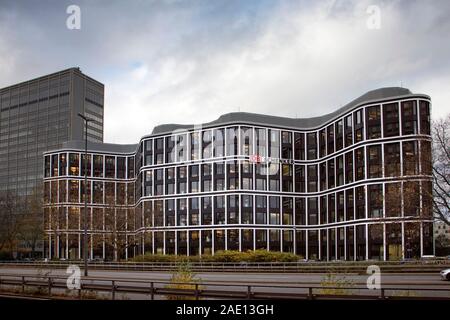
[2,258,450,266]
[1,260,449,273]
[0,273,449,300]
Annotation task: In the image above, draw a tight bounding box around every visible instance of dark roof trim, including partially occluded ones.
[44,140,138,155]
[0,67,104,92]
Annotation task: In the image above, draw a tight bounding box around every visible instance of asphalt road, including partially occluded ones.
[0,266,449,299]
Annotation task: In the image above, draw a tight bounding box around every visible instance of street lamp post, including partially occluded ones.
[78,113,93,277]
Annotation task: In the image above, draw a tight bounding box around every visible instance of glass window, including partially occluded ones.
[227,195,239,224]
[240,127,253,156]
[255,195,267,224]
[105,156,115,178]
[227,229,239,251]
[44,156,50,177]
[166,136,176,163]
[404,181,420,217]
[327,124,335,155]
[294,165,305,193]
[307,164,317,192]
[419,100,430,135]
[308,197,318,225]
[282,164,293,192]
[256,128,267,157]
[51,152,61,175]
[91,181,103,204]
[385,183,401,217]
[226,127,238,156]
[69,153,79,176]
[355,147,365,181]
[68,180,79,202]
[401,101,417,135]
[178,166,187,179]
[127,156,135,178]
[368,184,383,218]
[385,143,400,177]
[337,192,345,222]
[420,140,432,175]
[366,106,381,139]
[403,141,418,175]
[335,120,343,150]
[355,186,365,219]
[154,138,164,164]
[345,151,353,184]
[213,129,225,157]
[269,196,280,225]
[176,134,187,162]
[294,132,305,160]
[202,197,212,224]
[383,103,399,137]
[336,155,344,186]
[295,198,305,225]
[354,109,364,143]
[307,132,317,160]
[94,155,103,177]
[59,153,67,176]
[345,189,354,221]
[282,197,293,225]
[241,195,253,224]
[319,129,326,158]
[281,131,292,159]
[202,130,212,159]
[367,145,382,178]
[144,139,153,166]
[344,115,353,147]
[328,194,336,223]
[327,159,335,189]
[80,154,91,177]
[117,157,126,179]
[190,132,200,160]
[269,129,280,158]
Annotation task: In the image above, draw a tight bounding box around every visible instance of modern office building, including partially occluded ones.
[43,87,433,261]
[0,67,104,196]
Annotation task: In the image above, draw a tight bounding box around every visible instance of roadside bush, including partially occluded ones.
[131,250,300,263]
[318,273,355,296]
[165,261,202,300]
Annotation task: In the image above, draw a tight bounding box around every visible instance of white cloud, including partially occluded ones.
[100,0,450,143]
[1,1,449,144]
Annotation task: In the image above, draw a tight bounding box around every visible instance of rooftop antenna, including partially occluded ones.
[400,81,403,88]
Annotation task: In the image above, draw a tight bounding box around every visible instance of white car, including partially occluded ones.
[440,268,450,280]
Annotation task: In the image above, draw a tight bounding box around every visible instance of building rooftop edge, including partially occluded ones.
[150,87,428,135]
[46,140,139,154]
[0,67,104,91]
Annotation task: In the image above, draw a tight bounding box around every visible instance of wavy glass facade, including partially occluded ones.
[0,68,104,196]
[43,87,433,261]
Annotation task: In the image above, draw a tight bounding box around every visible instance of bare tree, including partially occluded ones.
[18,187,44,259]
[0,191,25,258]
[103,184,135,261]
[431,114,450,226]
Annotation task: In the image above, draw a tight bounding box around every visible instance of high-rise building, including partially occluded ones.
[43,87,433,261]
[0,67,104,196]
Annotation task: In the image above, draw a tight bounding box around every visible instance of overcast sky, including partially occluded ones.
[0,0,449,144]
